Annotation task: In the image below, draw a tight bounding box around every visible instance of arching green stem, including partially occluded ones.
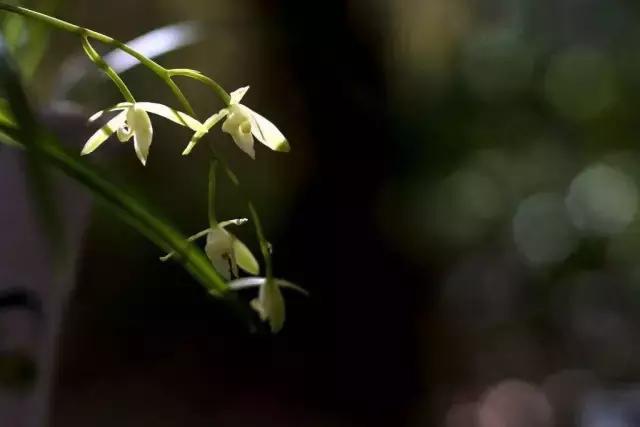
[163,76,195,116]
[0,4,166,75]
[80,35,135,103]
[168,68,231,106]
[0,3,219,114]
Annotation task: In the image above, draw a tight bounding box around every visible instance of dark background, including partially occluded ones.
[2,0,640,426]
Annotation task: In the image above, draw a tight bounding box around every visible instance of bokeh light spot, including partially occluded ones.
[428,169,503,246]
[478,380,553,427]
[462,30,535,100]
[513,193,577,265]
[544,48,617,120]
[566,164,638,236]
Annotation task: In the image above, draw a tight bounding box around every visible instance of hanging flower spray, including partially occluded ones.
[0,4,306,332]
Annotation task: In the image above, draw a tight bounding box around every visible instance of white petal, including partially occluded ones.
[228,277,308,296]
[205,228,234,279]
[229,249,240,278]
[88,102,131,122]
[81,110,127,156]
[250,297,268,321]
[133,133,151,165]
[205,228,233,252]
[228,277,266,290]
[182,109,228,155]
[243,106,289,152]
[128,107,153,166]
[222,112,255,158]
[134,102,202,131]
[210,253,232,279]
[127,104,153,165]
[229,86,250,105]
[233,239,260,275]
[232,132,255,158]
[261,281,285,333]
[221,106,246,133]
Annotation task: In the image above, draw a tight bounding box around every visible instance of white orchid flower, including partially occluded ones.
[159,218,259,280]
[204,222,259,279]
[228,276,308,333]
[182,86,290,157]
[82,102,203,165]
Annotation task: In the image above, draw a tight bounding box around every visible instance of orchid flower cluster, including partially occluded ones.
[82,90,304,332]
[80,85,304,333]
[0,4,306,332]
[80,86,290,165]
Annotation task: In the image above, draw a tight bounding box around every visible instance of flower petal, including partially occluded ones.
[228,277,266,290]
[229,276,306,332]
[81,110,127,156]
[209,252,231,280]
[228,277,308,296]
[223,113,255,158]
[233,133,255,158]
[128,107,153,165]
[262,280,285,333]
[229,250,240,278]
[134,102,202,131]
[133,133,151,165]
[182,109,228,155]
[229,86,250,105]
[244,106,289,152]
[232,239,260,275]
[205,228,234,279]
[88,102,131,122]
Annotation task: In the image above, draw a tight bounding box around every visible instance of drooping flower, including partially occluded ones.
[159,218,259,280]
[228,276,308,333]
[82,102,203,165]
[182,86,290,157]
[204,221,259,279]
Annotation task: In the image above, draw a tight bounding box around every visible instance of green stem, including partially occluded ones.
[0,3,220,113]
[163,75,195,116]
[208,159,218,228]
[0,4,165,73]
[248,201,273,279]
[209,146,273,279]
[168,68,231,106]
[81,35,135,103]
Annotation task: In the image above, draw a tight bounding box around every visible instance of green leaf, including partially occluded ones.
[0,34,66,266]
[0,97,16,127]
[0,127,20,147]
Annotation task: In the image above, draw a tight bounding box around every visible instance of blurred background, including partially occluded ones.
[2,0,640,425]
